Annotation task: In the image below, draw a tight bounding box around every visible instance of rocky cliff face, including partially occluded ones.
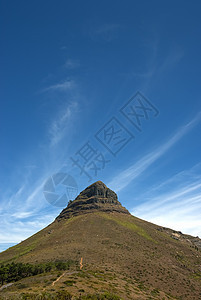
[56,181,130,221]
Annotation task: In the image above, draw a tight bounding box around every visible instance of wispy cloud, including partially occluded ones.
[49,101,79,146]
[42,79,75,92]
[131,164,201,237]
[0,98,80,246]
[0,174,61,244]
[1,179,47,221]
[130,36,184,94]
[109,111,201,192]
[0,212,57,244]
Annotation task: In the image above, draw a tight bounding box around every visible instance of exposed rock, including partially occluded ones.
[56,181,130,221]
[157,226,201,250]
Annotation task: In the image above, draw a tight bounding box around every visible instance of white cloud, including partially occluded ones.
[109,111,201,192]
[11,211,34,219]
[42,79,75,92]
[0,213,57,244]
[0,90,80,247]
[49,101,79,146]
[133,181,201,215]
[0,171,61,244]
[131,166,201,237]
[0,164,64,245]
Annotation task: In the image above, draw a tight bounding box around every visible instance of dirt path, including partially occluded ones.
[0,282,14,291]
[51,271,78,286]
[0,270,79,292]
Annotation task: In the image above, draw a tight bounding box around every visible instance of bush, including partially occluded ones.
[0,260,76,285]
[56,290,72,299]
[78,293,120,300]
[63,280,76,286]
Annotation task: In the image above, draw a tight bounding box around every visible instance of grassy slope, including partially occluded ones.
[0,212,201,299]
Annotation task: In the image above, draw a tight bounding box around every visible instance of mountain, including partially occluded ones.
[0,181,201,300]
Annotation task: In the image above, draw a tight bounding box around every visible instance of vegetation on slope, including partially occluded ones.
[0,290,120,300]
[0,261,75,285]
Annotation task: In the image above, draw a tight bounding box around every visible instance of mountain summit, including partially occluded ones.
[56,181,130,221]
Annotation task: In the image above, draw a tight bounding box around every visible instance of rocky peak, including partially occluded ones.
[78,181,118,201]
[56,181,130,221]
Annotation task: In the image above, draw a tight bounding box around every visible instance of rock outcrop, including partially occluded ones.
[56,181,130,221]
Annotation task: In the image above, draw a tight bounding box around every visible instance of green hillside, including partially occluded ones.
[0,182,200,299]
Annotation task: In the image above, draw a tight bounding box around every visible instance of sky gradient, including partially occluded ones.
[1,0,201,252]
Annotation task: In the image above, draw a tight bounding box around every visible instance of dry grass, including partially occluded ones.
[0,212,201,299]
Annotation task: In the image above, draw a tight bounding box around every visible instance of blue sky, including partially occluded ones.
[1,0,201,252]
